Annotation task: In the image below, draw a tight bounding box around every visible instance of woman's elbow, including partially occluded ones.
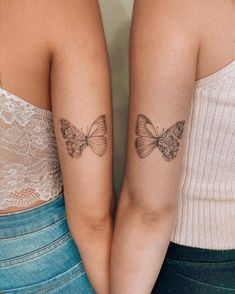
[119,189,178,225]
[68,204,113,234]
[85,211,113,232]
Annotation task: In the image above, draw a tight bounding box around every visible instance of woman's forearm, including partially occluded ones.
[71,215,113,294]
[111,202,177,294]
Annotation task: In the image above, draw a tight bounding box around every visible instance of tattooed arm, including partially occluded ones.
[111,1,200,293]
[49,1,113,293]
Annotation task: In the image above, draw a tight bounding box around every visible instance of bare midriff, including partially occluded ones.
[0,200,48,214]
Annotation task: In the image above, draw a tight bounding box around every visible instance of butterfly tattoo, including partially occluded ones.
[60,115,107,158]
[135,114,185,161]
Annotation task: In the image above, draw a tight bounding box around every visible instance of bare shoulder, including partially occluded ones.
[133,0,212,36]
[132,0,208,51]
[9,0,102,45]
[2,0,102,40]
[23,0,100,20]
[36,0,102,39]
[42,0,100,25]
[134,0,213,15]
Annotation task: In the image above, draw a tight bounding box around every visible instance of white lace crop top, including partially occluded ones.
[0,88,63,209]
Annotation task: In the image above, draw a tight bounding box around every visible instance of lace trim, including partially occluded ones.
[0,89,63,209]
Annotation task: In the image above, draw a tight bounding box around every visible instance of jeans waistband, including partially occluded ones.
[167,242,235,263]
[0,193,65,239]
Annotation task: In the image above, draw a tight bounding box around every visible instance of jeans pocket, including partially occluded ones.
[1,262,91,294]
[0,232,71,268]
[154,267,235,294]
[0,217,68,262]
[0,233,84,291]
[161,257,235,291]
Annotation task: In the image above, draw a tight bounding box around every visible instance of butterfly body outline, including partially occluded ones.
[135,114,185,161]
[60,115,107,158]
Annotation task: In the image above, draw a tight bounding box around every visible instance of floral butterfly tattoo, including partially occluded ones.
[60,115,107,158]
[135,114,185,161]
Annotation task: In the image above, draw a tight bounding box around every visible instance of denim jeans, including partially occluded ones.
[0,194,95,293]
[152,242,235,293]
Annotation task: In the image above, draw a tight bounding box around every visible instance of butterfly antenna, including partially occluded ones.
[156,126,159,138]
[81,128,85,136]
[160,128,165,136]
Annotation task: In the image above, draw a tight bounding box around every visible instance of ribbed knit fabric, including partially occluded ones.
[171,60,235,250]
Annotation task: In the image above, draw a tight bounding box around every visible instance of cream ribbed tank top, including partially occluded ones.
[171,60,235,250]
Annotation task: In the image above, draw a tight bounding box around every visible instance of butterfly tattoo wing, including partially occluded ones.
[87,115,107,157]
[135,114,157,158]
[60,119,87,159]
[157,121,185,161]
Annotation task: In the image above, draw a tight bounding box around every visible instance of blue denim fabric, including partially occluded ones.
[152,242,235,293]
[0,194,95,293]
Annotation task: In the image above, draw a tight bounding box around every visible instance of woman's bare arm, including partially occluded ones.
[111,1,200,293]
[49,1,113,293]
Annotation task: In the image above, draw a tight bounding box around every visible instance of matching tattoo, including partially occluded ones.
[135,114,185,161]
[60,115,107,158]
[60,113,185,161]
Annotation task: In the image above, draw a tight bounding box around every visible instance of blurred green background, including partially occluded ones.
[99,0,134,195]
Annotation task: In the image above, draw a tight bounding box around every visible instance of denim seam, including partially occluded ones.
[167,269,235,290]
[166,257,235,266]
[0,232,71,267]
[169,242,235,253]
[32,267,86,294]
[0,216,66,240]
[2,262,85,293]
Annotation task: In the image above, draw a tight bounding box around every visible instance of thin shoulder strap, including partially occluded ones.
[0,70,3,88]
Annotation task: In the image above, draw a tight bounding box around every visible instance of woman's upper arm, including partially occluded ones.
[49,0,113,222]
[123,0,200,210]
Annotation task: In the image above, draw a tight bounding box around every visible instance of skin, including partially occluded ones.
[0,1,113,293]
[110,0,235,293]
